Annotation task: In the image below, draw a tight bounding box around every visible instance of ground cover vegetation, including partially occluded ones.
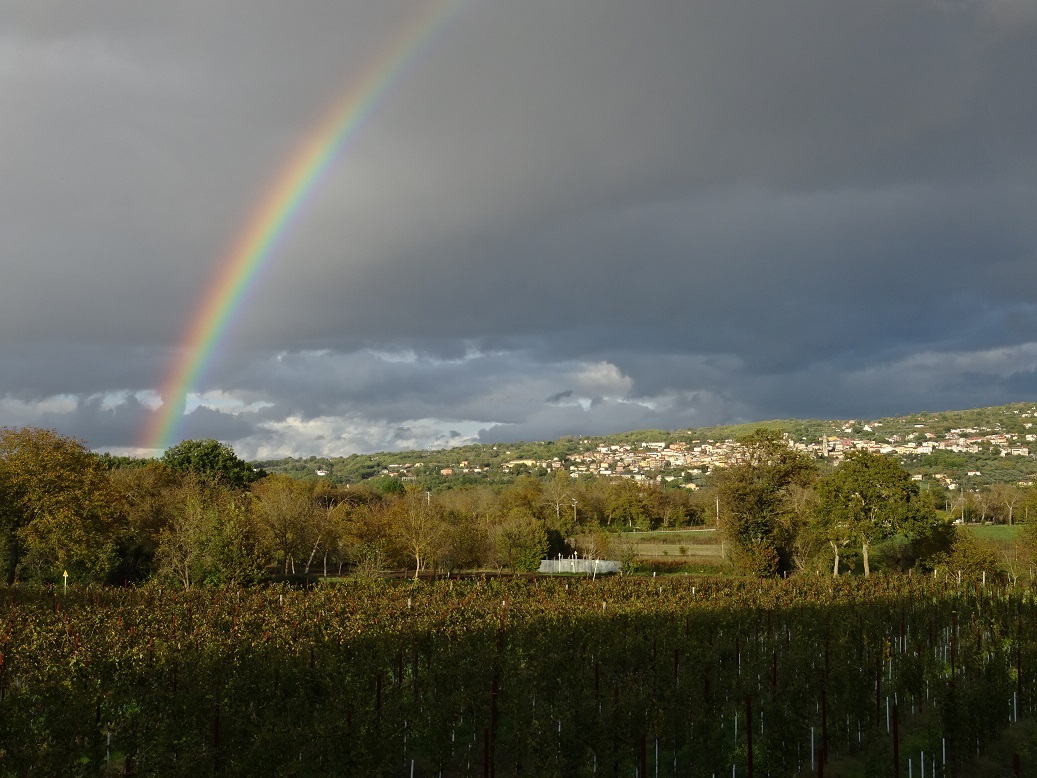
[2,576,1036,776]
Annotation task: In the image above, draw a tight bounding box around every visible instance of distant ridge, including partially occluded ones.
[256,402,1037,485]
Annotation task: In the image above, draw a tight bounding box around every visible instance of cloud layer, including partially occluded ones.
[3,0,1037,458]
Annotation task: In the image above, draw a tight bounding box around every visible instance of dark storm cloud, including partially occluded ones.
[545,390,574,405]
[2,0,1036,456]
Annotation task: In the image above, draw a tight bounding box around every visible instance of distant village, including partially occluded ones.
[363,413,1037,492]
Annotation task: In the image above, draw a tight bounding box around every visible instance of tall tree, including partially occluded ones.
[499,476,544,522]
[606,480,654,530]
[161,439,262,489]
[108,461,179,582]
[0,427,118,583]
[815,450,936,576]
[713,429,816,576]
[391,490,448,579]
[541,469,575,532]
[155,475,264,588]
[989,483,1023,525]
[252,474,317,575]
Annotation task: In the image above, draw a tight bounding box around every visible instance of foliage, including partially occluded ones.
[250,475,318,575]
[108,461,179,582]
[815,450,943,576]
[0,427,119,583]
[372,475,406,495]
[605,479,655,530]
[154,476,265,588]
[161,439,263,489]
[932,525,1004,582]
[7,411,1037,586]
[491,509,548,572]
[731,538,780,577]
[713,428,817,575]
[1,576,1034,775]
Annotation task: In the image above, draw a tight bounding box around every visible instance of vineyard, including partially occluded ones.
[1,575,1036,776]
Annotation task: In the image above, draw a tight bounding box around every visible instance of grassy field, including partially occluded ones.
[618,528,724,561]
[969,523,1026,542]
[614,522,1032,573]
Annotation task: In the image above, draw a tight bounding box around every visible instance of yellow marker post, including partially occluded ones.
[63,569,68,593]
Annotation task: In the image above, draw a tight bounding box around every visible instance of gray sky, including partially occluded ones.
[3,0,1037,459]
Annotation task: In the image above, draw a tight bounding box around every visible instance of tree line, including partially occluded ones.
[0,427,710,587]
[713,428,1037,579]
[4,425,1036,587]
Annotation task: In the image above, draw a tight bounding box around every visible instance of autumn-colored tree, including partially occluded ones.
[0,427,119,583]
[108,461,180,581]
[933,526,1003,582]
[436,487,498,570]
[333,491,404,577]
[499,476,545,522]
[301,481,354,577]
[251,474,318,575]
[153,477,202,589]
[606,480,654,530]
[491,507,548,572]
[440,513,491,572]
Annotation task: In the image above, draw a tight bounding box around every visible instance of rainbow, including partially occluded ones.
[140,0,465,452]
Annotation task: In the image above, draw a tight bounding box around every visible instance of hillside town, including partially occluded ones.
[540,424,1032,487]
[367,417,1037,491]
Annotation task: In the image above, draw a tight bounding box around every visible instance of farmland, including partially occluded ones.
[2,575,1036,776]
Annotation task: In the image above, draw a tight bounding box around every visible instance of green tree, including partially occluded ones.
[440,511,491,572]
[491,508,548,572]
[934,526,1003,582]
[155,475,264,588]
[252,474,318,576]
[201,490,266,586]
[606,480,654,530]
[0,427,119,583]
[389,490,448,579]
[712,429,816,576]
[651,487,702,528]
[161,439,262,488]
[815,450,937,576]
[988,483,1023,525]
[371,475,406,496]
